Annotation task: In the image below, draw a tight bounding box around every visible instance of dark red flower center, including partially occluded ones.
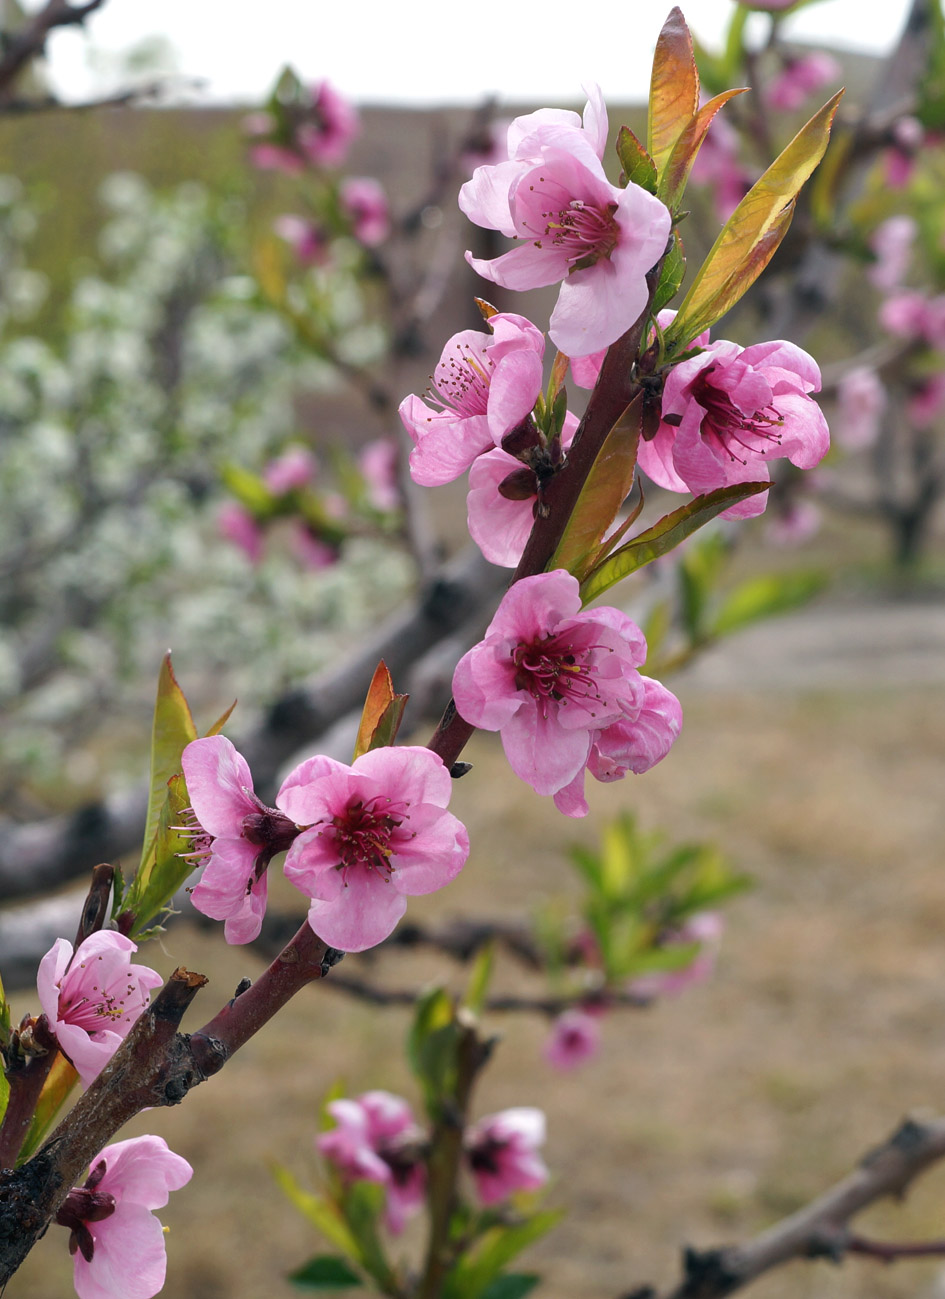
[55,1161,116,1263]
[529,196,619,271]
[330,798,407,879]
[512,635,610,716]
[693,367,784,464]
[428,340,493,418]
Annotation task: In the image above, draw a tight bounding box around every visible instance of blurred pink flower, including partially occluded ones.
[318,1091,425,1233]
[218,501,264,564]
[299,81,360,167]
[868,215,917,292]
[341,177,390,246]
[263,445,318,494]
[459,85,671,357]
[181,735,298,944]
[765,52,840,113]
[399,313,545,486]
[280,746,469,952]
[249,142,306,174]
[640,336,829,518]
[543,1007,602,1071]
[836,366,886,449]
[359,437,400,511]
[56,1135,192,1299]
[452,570,650,798]
[291,524,339,570]
[879,290,945,349]
[37,933,163,1089]
[630,912,724,999]
[274,214,331,266]
[465,1108,548,1206]
[908,373,945,427]
[885,116,924,189]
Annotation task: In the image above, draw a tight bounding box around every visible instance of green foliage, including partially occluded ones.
[443,1212,563,1299]
[616,127,658,194]
[289,1255,363,1291]
[407,985,463,1118]
[651,229,687,316]
[713,570,828,636]
[17,1054,79,1164]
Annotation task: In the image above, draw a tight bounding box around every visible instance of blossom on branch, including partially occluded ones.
[279,746,469,952]
[543,1007,602,1071]
[37,933,163,1089]
[55,1135,192,1299]
[629,911,724,999]
[318,1091,426,1233]
[341,177,390,247]
[640,336,830,517]
[452,570,656,799]
[181,735,299,945]
[398,313,545,486]
[464,1108,549,1206]
[459,86,671,357]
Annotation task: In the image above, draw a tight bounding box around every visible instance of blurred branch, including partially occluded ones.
[0,0,104,101]
[627,1115,945,1299]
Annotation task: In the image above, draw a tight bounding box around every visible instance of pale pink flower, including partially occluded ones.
[249,142,306,175]
[399,313,545,486]
[359,437,400,511]
[291,524,339,570]
[885,116,924,189]
[466,411,578,566]
[181,735,298,944]
[37,933,163,1089]
[274,214,331,266]
[880,291,945,350]
[279,746,469,952]
[837,366,886,449]
[298,81,360,167]
[318,1091,425,1234]
[765,52,840,113]
[341,177,390,247]
[55,1135,192,1299]
[465,1108,548,1206]
[551,676,683,818]
[217,501,263,564]
[543,1007,602,1071]
[452,570,650,798]
[263,445,318,494]
[868,215,917,292]
[908,373,945,426]
[629,912,723,999]
[459,86,671,357]
[640,336,829,518]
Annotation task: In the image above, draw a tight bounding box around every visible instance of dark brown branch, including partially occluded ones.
[845,1232,945,1262]
[0,0,104,100]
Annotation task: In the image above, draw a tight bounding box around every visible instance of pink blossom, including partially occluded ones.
[879,290,945,349]
[55,1135,192,1299]
[279,746,469,952]
[341,177,390,247]
[452,570,651,798]
[765,52,840,113]
[249,142,306,175]
[274,214,331,266]
[885,116,924,189]
[466,411,578,566]
[464,1108,548,1206]
[570,311,709,392]
[37,933,163,1089]
[317,1091,425,1234]
[640,336,830,518]
[359,437,400,511]
[291,524,339,570]
[399,313,545,486]
[217,501,263,564]
[908,373,945,426]
[263,445,318,494]
[459,87,671,357]
[868,215,917,292]
[543,1007,602,1071]
[629,912,723,999]
[181,735,299,944]
[298,81,360,168]
[551,676,683,818]
[836,367,886,449]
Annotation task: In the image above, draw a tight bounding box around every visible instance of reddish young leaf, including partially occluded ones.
[658,87,747,212]
[353,660,397,759]
[648,7,700,174]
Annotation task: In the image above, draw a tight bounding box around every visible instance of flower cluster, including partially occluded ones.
[245,80,359,173]
[181,735,469,952]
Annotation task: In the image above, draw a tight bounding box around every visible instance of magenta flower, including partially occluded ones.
[879,290,945,349]
[466,411,578,567]
[629,912,723,999]
[398,313,545,486]
[885,116,924,189]
[263,445,318,494]
[217,501,264,564]
[908,373,945,427]
[765,52,840,113]
[55,1135,192,1299]
[640,336,830,518]
[543,1007,602,1071]
[341,177,390,247]
[318,1091,426,1234]
[837,367,886,449]
[551,676,683,818]
[181,735,299,945]
[464,1108,548,1206]
[298,81,360,167]
[274,214,331,266]
[359,437,400,512]
[868,215,916,292]
[37,933,163,1089]
[291,523,339,570]
[279,746,469,952]
[459,87,671,357]
[452,570,650,798]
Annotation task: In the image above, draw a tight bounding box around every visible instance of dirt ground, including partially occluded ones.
[9,583,945,1299]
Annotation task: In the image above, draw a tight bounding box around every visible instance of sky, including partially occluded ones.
[36,0,915,108]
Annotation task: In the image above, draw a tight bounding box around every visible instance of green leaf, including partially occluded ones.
[481,1276,541,1299]
[551,392,642,581]
[272,1164,362,1262]
[579,482,768,604]
[651,229,687,316]
[342,1182,395,1290]
[221,462,278,516]
[464,940,495,1017]
[665,90,843,350]
[288,1256,363,1290]
[918,0,945,130]
[648,7,700,175]
[658,88,747,212]
[444,1212,563,1299]
[137,653,197,882]
[616,126,658,194]
[407,985,460,1112]
[18,1054,78,1164]
[712,570,826,637]
[124,774,194,937]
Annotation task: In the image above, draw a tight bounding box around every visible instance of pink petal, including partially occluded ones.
[390,805,469,894]
[306,871,408,952]
[181,736,256,838]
